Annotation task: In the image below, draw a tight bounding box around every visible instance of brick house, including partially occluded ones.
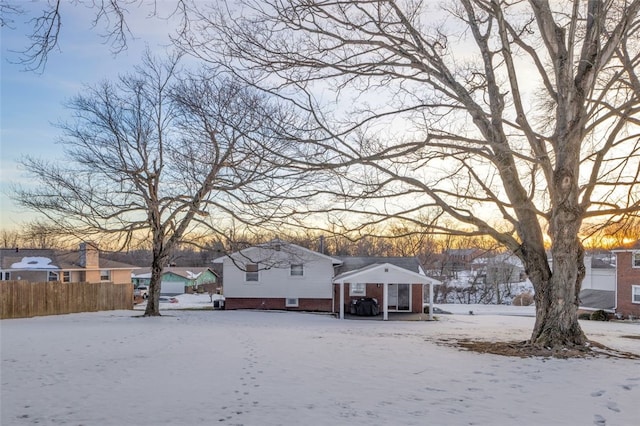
[214,240,440,318]
[612,240,640,319]
[0,242,136,284]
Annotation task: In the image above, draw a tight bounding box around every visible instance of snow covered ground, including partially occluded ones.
[2,297,639,426]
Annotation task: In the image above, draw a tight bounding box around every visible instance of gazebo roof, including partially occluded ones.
[333,262,440,285]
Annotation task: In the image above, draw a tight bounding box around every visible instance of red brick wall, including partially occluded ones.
[615,251,640,318]
[332,283,424,314]
[224,297,332,312]
[411,284,423,313]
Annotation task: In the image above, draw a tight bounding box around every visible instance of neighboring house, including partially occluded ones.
[213,239,341,311]
[440,248,483,275]
[578,256,616,313]
[612,241,640,319]
[131,266,219,295]
[214,240,441,319]
[0,242,136,284]
[483,253,526,285]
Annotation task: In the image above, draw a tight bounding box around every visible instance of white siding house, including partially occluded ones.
[213,240,342,311]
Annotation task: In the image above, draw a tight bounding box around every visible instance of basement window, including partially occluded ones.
[285,298,299,307]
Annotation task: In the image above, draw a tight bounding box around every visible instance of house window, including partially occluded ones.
[48,271,58,281]
[62,271,71,283]
[633,252,640,268]
[0,271,10,280]
[286,298,299,307]
[100,270,111,281]
[245,263,259,282]
[350,283,366,296]
[633,285,640,304]
[290,264,304,277]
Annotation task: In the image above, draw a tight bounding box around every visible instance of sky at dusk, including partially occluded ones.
[1,1,179,229]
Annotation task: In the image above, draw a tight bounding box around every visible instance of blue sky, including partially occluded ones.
[1,1,178,229]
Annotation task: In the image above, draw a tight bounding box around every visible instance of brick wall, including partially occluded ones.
[615,251,640,318]
[224,297,332,312]
[333,283,424,314]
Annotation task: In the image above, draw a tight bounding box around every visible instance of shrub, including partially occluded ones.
[590,310,609,321]
[512,292,534,306]
[578,312,591,320]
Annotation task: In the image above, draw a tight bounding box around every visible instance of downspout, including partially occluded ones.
[383,282,389,321]
[428,281,433,321]
[613,252,618,314]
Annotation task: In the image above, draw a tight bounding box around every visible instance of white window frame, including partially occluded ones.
[350,283,366,296]
[48,271,59,282]
[632,251,640,268]
[285,298,299,307]
[1,271,10,280]
[632,285,640,304]
[245,263,259,283]
[100,270,111,281]
[290,264,304,277]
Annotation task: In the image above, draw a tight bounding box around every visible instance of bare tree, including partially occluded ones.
[12,52,299,316]
[184,0,640,349]
[1,0,192,72]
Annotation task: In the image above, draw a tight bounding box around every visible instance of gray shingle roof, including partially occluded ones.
[335,256,421,275]
[578,289,615,310]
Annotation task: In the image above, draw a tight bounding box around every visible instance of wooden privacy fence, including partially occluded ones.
[0,281,133,319]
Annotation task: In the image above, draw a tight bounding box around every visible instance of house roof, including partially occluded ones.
[335,256,423,275]
[212,239,343,265]
[590,257,615,269]
[578,289,615,311]
[132,266,218,280]
[611,240,640,252]
[333,262,440,285]
[0,248,137,271]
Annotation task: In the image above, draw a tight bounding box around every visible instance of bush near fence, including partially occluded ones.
[0,281,133,319]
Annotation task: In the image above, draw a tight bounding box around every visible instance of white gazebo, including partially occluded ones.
[333,262,441,320]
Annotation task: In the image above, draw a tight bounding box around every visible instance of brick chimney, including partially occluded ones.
[79,242,99,268]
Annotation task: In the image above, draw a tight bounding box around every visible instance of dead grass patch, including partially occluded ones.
[435,338,640,359]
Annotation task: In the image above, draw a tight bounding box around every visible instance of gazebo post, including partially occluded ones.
[383,282,389,321]
[428,281,433,321]
[339,281,344,320]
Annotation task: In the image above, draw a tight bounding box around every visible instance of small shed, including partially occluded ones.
[333,262,440,320]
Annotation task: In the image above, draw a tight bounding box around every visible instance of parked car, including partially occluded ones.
[134,285,149,299]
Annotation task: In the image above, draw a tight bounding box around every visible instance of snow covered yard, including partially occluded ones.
[2,306,639,426]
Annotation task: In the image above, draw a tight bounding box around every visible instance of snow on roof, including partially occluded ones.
[10,257,59,270]
[185,270,202,279]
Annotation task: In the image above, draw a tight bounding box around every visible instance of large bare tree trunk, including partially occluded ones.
[530,242,586,347]
[143,253,166,317]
